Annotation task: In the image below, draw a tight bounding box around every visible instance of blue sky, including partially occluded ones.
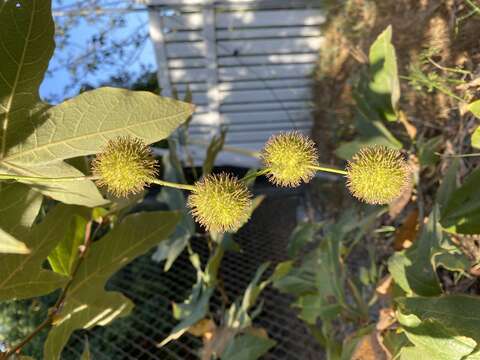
[40,1,156,103]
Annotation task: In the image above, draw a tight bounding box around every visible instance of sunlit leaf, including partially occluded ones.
[468,100,480,118]
[368,25,400,121]
[4,87,194,165]
[0,227,29,254]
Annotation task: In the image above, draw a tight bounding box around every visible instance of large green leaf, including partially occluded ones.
[0,0,107,207]
[0,205,76,301]
[44,210,180,359]
[3,87,194,165]
[0,0,54,158]
[397,294,480,342]
[0,1,192,207]
[400,319,476,360]
[397,294,480,359]
[368,25,400,122]
[388,207,442,296]
[441,167,480,234]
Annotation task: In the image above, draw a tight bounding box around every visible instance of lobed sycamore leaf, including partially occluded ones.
[44,211,180,359]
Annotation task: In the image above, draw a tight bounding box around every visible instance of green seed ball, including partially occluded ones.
[262,131,319,187]
[92,136,158,197]
[187,173,253,233]
[346,146,411,205]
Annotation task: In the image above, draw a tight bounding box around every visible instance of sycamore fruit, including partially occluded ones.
[346,145,410,205]
[92,136,158,197]
[262,131,319,187]
[188,173,252,233]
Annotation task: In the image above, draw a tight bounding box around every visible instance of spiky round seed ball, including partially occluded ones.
[346,145,411,205]
[187,173,253,233]
[92,136,158,197]
[262,131,319,187]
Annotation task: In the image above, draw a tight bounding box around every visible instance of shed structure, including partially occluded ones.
[141,0,325,167]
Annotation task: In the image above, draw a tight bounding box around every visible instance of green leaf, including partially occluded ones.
[0,0,54,158]
[417,135,443,166]
[436,159,460,211]
[397,294,480,343]
[441,167,480,234]
[0,0,104,207]
[388,207,442,296]
[240,262,270,314]
[401,319,476,360]
[273,255,316,295]
[160,280,215,347]
[43,211,179,359]
[48,212,89,276]
[287,221,323,257]
[368,25,400,121]
[468,100,480,118]
[0,205,76,301]
[222,333,276,360]
[0,227,29,254]
[4,87,194,165]
[294,295,342,324]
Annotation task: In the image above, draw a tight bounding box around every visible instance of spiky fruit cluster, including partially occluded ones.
[262,131,319,187]
[346,145,411,205]
[187,173,252,233]
[92,136,158,197]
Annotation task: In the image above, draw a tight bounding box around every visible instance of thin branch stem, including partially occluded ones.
[1,317,52,358]
[0,174,96,182]
[151,179,196,191]
[310,165,348,176]
[435,152,480,158]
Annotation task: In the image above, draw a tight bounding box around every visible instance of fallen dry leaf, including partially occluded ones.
[398,111,417,140]
[393,209,419,250]
[188,318,216,337]
[351,332,389,360]
[376,275,393,298]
